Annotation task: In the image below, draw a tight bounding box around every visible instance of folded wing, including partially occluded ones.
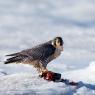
[4,44,55,64]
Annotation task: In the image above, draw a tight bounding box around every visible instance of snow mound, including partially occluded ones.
[0,73,77,95]
[0,73,95,95]
[88,62,95,72]
[63,61,95,84]
[0,62,95,95]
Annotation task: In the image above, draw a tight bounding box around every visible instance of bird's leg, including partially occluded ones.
[38,66,48,78]
[39,62,48,74]
[42,68,48,73]
[37,68,41,74]
[39,67,48,77]
[37,68,44,78]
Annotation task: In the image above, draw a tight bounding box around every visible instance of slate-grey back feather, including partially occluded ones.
[4,41,55,64]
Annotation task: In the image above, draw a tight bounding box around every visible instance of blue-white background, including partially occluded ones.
[0,0,95,94]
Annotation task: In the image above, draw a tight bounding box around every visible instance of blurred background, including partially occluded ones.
[0,0,95,71]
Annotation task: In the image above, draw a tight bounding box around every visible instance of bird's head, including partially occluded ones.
[52,37,64,51]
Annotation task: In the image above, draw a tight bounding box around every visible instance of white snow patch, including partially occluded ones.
[0,73,76,95]
[0,62,95,95]
[63,61,95,84]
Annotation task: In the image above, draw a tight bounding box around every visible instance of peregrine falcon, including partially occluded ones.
[4,37,64,74]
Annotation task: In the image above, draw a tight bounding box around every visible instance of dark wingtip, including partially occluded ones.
[4,61,9,64]
[5,53,18,56]
[6,54,14,56]
[5,53,11,56]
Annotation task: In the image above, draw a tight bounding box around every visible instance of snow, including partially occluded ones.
[63,62,95,84]
[0,62,95,95]
[0,73,74,95]
[0,0,95,94]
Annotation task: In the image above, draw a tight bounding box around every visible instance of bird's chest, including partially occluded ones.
[45,49,61,63]
[53,48,61,58]
[45,49,61,64]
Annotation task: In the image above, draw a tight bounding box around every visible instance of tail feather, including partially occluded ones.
[4,56,22,64]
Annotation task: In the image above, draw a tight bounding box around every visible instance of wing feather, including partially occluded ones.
[5,43,55,64]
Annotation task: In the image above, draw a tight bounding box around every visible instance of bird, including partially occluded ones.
[4,37,64,74]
